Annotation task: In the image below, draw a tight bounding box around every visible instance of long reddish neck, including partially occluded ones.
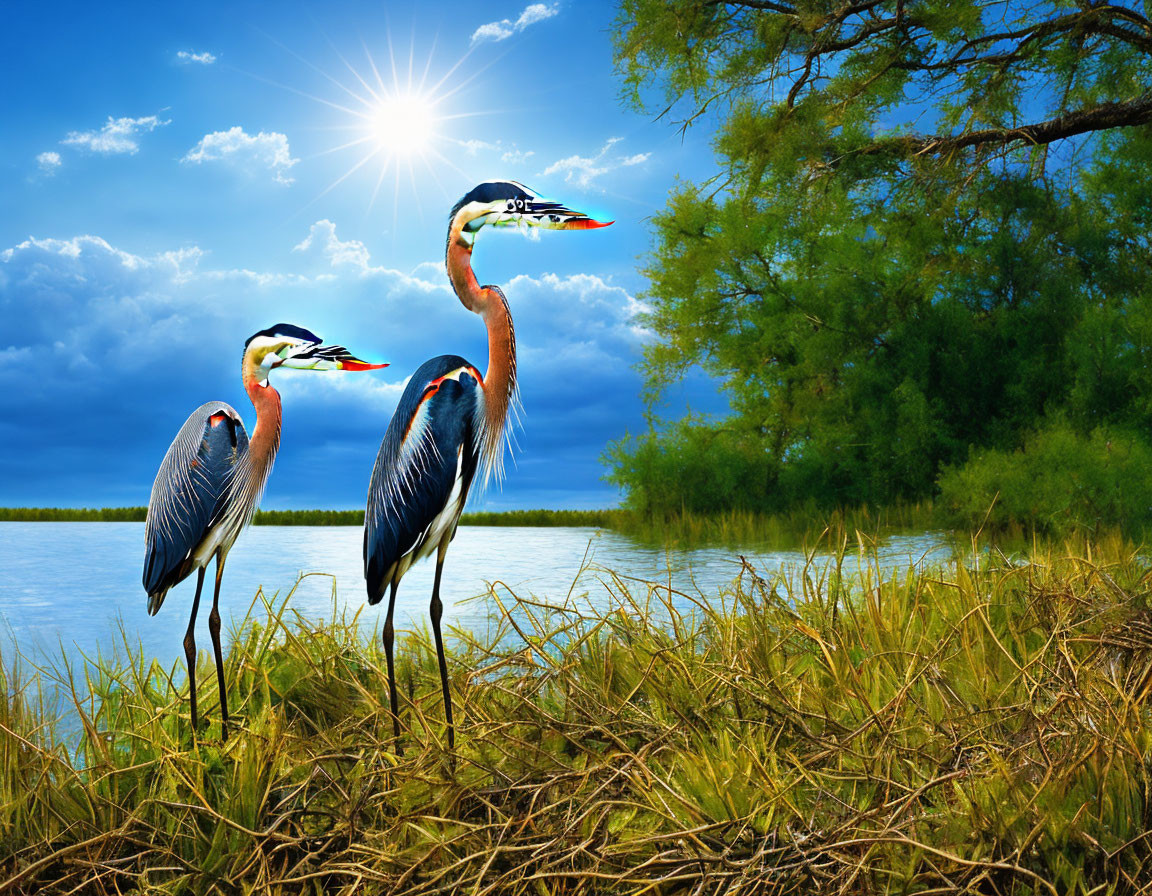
[446,236,516,469]
[243,373,283,478]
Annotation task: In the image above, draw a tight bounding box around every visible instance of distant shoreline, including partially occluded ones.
[0,504,957,547]
[0,507,616,527]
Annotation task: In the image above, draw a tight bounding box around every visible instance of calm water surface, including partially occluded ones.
[0,523,953,668]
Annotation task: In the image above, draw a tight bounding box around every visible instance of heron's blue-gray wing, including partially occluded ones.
[143,402,249,613]
[365,356,481,604]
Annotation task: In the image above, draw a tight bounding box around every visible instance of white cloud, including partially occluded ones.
[471,2,560,43]
[453,138,536,167]
[517,2,559,27]
[284,220,648,397]
[294,220,449,293]
[36,151,61,174]
[453,137,534,165]
[62,115,169,155]
[542,137,651,189]
[289,369,410,415]
[176,49,216,65]
[501,147,535,164]
[293,219,378,271]
[411,261,445,280]
[182,127,299,184]
[458,138,499,155]
[0,223,647,509]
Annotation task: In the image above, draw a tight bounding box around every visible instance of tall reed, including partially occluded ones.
[2,535,1152,892]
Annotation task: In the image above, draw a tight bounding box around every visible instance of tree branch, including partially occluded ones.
[861,92,1152,159]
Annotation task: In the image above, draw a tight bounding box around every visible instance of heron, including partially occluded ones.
[143,323,387,739]
[364,181,611,751]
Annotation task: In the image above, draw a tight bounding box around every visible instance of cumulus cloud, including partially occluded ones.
[62,115,169,155]
[0,222,645,508]
[451,138,536,168]
[294,220,374,271]
[36,151,61,174]
[176,49,216,65]
[471,2,560,43]
[542,137,651,189]
[457,138,500,155]
[287,222,652,504]
[293,220,448,293]
[501,146,535,164]
[0,233,402,506]
[182,127,299,184]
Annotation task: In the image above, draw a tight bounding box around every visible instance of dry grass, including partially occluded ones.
[3,534,1152,893]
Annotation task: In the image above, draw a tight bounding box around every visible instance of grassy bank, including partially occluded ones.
[0,506,615,528]
[4,502,1144,552]
[0,504,935,546]
[4,537,1152,893]
[608,502,940,546]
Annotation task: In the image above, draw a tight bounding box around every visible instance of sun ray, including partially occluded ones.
[306,135,377,159]
[267,25,504,220]
[363,38,389,96]
[407,156,429,228]
[368,154,393,214]
[232,66,369,119]
[407,30,416,92]
[425,144,477,183]
[288,147,387,222]
[418,151,451,204]
[386,28,402,100]
[331,44,385,107]
[420,31,438,93]
[258,29,379,113]
[390,163,402,238]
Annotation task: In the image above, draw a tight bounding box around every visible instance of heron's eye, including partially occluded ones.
[506,200,515,211]
[515,198,525,210]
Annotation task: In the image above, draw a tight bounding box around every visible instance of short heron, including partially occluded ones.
[143,324,387,738]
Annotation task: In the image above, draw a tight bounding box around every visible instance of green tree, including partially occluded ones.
[608,0,1152,519]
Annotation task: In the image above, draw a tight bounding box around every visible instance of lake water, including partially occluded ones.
[0,523,954,669]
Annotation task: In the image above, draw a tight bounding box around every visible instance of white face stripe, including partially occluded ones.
[245,333,314,383]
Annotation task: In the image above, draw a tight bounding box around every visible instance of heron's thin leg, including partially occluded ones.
[184,567,206,733]
[383,581,401,751]
[209,554,229,741]
[429,558,454,751]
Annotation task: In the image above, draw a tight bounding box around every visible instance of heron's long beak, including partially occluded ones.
[523,199,613,230]
[281,343,388,371]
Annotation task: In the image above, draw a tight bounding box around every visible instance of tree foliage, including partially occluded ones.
[937,419,1152,533]
[609,0,1152,522]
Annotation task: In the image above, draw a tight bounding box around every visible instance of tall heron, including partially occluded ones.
[365,181,611,750]
[144,323,386,738]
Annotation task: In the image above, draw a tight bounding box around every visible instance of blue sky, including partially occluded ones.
[2,0,722,510]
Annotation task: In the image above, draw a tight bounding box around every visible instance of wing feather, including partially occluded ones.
[143,402,248,612]
[365,356,481,603]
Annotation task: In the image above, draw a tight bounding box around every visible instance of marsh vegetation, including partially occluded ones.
[3,535,1152,893]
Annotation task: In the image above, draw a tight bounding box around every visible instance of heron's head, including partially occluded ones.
[242,323,387,386]
[447,180,612,250]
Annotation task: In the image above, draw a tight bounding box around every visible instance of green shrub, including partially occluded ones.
[937,421,1152,534]
[604,419,774,516]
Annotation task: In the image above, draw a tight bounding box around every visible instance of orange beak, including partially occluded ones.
[337,358,389,372]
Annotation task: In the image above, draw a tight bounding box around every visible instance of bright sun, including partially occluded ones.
[297,38,486,215]
[368,93,436,157]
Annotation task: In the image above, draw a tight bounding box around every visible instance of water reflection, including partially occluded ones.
[0,523,953,668]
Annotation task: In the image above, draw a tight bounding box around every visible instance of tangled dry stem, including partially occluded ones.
[2,536,1152,893]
